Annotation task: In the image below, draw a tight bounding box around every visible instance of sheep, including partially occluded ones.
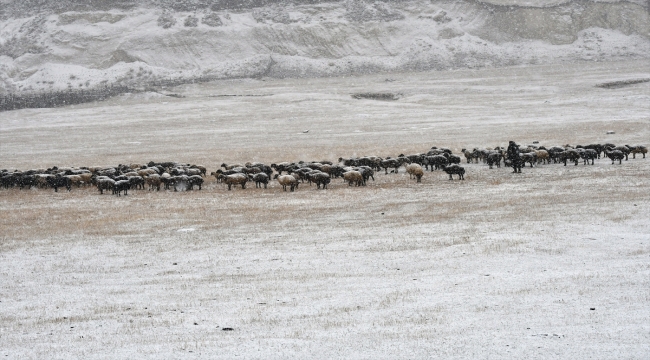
[171,175,189,191]
[185,168,202,177]
[309,172,331,189]
[271,162,293,175]
[613,145,631,161]
[46,175,72,192]
[380,156,410,174]
[34,174,53,188]
[128,175,145,190]
[626,145,647,159]
[428,155,449,171]
[65,175,84,187]
[325,165,346,178]
[582,144,605,158]
[445,154,462,165]
[520,152,537,167]
[160,172,173,189]
[560,149,580,166]
[605,149,625,164]
[580,149,598,165]
[276,174,299,191]
[221,173,248,190]
[77,172,93,185]
[461,148,478,163]
[183,175,202,190]
[534,149,549,165]
[95,177,115,194]
[190,164,207,176]
[343,170,364,186]
[145,174,162,191]
[16,174,36,189]
[250,173,270,188]
[441,164,465,180]
[113,180,130,196]
[405,154,424,165]
[1,173,16,189]
[486,152,501,169]
[221,163,243,171]
[137,168,158,177]
[406,164,424,183]
[355,166,375,183]
[356,156,383,171]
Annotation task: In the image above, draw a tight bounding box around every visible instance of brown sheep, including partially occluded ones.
[343,170,364,186]
[221,173,248,190]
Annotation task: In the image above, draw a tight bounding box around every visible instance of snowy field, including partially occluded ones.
[1,60,649,358]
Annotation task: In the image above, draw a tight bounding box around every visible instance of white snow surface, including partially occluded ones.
[1,0,649,96]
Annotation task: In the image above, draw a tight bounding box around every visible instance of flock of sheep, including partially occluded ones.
[0,142,646,195]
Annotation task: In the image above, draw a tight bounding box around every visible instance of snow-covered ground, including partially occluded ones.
[0,60,649,358]
[1,0,649,97]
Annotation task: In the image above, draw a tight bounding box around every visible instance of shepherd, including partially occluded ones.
[507,141,523,173]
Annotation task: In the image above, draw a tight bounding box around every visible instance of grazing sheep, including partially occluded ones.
[605,149,625,164]
[560,149,580,166]
[441,164,465,180]
[34,174,53,188]
[221,163,243,170]
[354,166,375,184]
[127,176,145,190]
[583,144,605,158]
[137,168,158,177]
[271,162,293,175]
[46,175,72,192]
[580,149,598,165]
[186,175,204,190]
[308,172,331,189]
[77,172,93,185]
[428,155,449,171]
[461,148,478,163]
[380,156,410,174]
[250,173,269,188]
[145,174,162,191]
[64,175,84,187]
[222,173,248,190]
[343,170,364,186]
[534,149,549,165]
[547,146,565,164]
[172,175,189,191]
[405,154,424,165]
[626,145,647,159]
[16,174,36,189]
[190,165,207,176]
[276,174,300,191]
[445,154,462,165]
[612,145,631,161]
[113,180,130,196]
[520,152,537,167]
[486,152,501,169]
[406,164,424,183]
[160,173,173,189]
[185,168,202,177]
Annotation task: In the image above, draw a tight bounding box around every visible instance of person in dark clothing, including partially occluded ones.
[507,141,522,173]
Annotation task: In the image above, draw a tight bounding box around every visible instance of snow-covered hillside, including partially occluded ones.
[1,0,649,98]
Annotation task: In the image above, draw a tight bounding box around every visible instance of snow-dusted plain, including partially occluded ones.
[1,59,649,358]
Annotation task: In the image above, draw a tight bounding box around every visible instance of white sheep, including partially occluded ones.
[276,174,299,191]
[406,164,424,183]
